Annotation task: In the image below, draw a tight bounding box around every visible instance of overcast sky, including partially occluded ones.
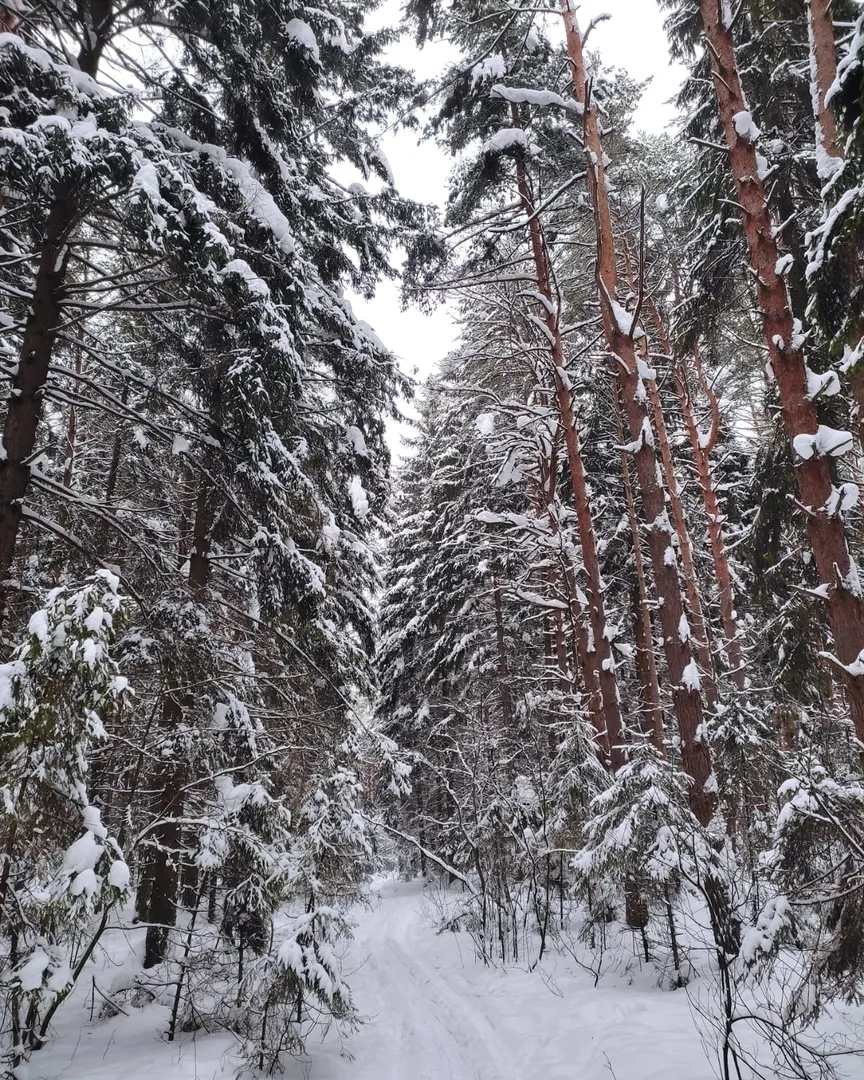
[350,1,686,452]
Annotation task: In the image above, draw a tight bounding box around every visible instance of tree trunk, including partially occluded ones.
[492,578,513,726]
[0,19,109,628]
[807,0,842,181]
[559,5,714,825]
[139,690,185,969]
[647,297,746,690]
[623,247,717,705]
[613,384,664,750]
[511,107,624,770]
[698,0,864,744]
[139,463,215,967]
[0,194,77,626]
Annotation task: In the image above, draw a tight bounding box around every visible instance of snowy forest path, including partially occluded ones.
[36,877,715,1080]
[354,880,522,1080]
[341,878,711,1080]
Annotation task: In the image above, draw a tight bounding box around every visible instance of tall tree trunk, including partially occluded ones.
[531,469,606,754]
[808,0,843,180]
[50,339,85,584]
[511,106,624,769]
[0,195,77,627]
[0,17,109,628]
[139,465,215,966]
[139,691,185,969]
[622,246,717,705]
[492,578,513,726]
[698,0,864,744]
[613,384,665,750]
[647,298,746,690]
[559,5,714,824]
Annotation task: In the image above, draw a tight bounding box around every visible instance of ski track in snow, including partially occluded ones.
[35,878,759,1080]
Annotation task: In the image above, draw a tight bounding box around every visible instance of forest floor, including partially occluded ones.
[33,876,732,1080]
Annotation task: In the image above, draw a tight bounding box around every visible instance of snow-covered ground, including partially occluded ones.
[34,877,727,1080]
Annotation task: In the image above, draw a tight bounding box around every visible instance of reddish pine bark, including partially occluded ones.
[622,249,717,705]
[647,298,746,690]
[512,107,624,770]
[806,0,864,448]
[559,5,714,824]
[698,0,864,742]
[807,0,842,176]
[531,439,608,751]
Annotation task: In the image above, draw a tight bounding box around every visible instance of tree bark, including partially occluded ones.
[647,298,746,690]
[511,107,624,769]
[492,578,513,727]
[559,5,714,824]
[139,461,215,966]
[698,0,864,743]
[807,0,842,179]
[613,384,665,750]
[0,194,76,625]
[0,15,111,628]
[622,247,717,706]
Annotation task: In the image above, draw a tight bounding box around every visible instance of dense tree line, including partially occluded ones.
[3,0,864,1077]
[379,2,864,1076]
[0,0,423,1072]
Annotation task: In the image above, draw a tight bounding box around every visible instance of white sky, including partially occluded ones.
[349,1,686,454]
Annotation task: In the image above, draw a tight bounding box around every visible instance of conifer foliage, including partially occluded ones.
[4,0,864,1076]
[0,0,421,1072]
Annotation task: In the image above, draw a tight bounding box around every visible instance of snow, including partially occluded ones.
[608,296,645,340]
[756,152,772,180]
[732,110,761,143]
[0,32,105,98]
[27,608,49,644]
[35,880,719,1080]
[16,948,51,992]
[826,10,864,106]
[482,128,538,155]
[471,55,506,83]
[164,129,297,256]
[475,412,495,436]
[490,84,583,114]
[349,476,370,519]
[792,425,853,460]
[107,860,130,889]
[131,162,161,200]
[286,18,320,63]
[346,425,369,456]
[681,660,701,691]
[219,258,269,296]
[741,895,791,963]
[774,253,793,276]
[825,482,859,516]
[617,416,654,453]
[806,185,861,278]
[805,366,841,399]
